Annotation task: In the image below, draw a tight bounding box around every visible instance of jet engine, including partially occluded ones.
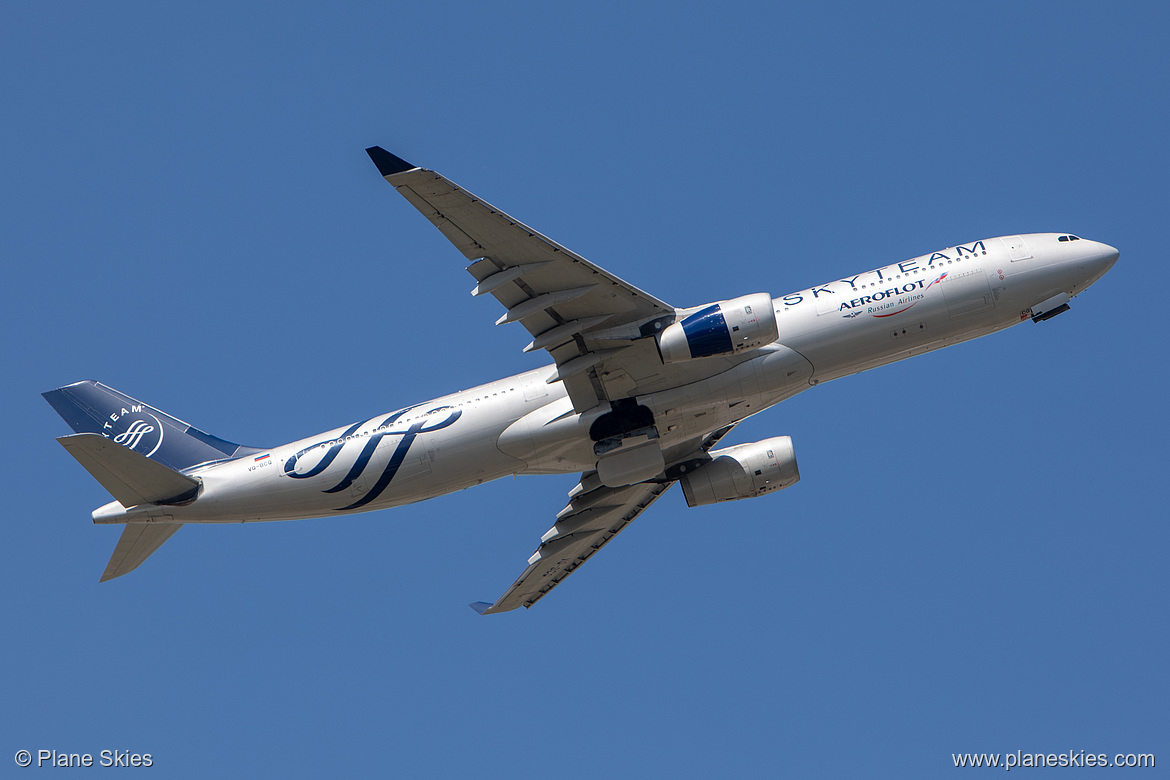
[657,293,779,363]
[679,436,799,507]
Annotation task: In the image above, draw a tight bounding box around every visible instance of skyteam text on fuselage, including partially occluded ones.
[44,148,1119,613]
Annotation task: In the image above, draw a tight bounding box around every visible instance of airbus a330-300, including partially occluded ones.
[44,147,1118,613]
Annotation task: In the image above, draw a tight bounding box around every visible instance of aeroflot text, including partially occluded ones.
[837,280,926,311]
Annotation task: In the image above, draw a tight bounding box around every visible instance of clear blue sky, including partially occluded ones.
[3,3,1165,777]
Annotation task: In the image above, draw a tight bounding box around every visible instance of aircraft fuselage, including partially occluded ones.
[91,232,1117,527]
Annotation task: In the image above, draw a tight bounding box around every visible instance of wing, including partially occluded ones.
[470,425,738,614]
[470,476,674,614]
[367,147,680,412]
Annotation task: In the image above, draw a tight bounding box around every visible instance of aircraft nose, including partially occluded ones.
[1079,240,1118,288]
[1090,241,1119,272]
[1099,242,1120,271]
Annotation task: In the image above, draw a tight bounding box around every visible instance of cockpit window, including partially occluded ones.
[1057,235,1081,242]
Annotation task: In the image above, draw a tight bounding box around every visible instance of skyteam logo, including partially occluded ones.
[283,405,462,511]
[115,420,155,449]
[103,406,165,457]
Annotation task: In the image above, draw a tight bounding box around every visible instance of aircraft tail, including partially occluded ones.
[45,381,263,581]
[52,434,199,582]
[43,380,263,472]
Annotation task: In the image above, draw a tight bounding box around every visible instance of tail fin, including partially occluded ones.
[43,380,262,472]
[43,380,244,582]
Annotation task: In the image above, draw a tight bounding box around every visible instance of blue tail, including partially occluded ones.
[43,381,263,472]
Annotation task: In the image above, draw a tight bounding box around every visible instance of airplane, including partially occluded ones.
[44,147,1119,614]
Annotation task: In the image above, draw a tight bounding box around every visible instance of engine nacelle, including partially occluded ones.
[658,292,779,363]
[679,436,799,507]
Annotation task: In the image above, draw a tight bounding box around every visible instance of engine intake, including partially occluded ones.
[679,436,799,507]
[658,293,778,363]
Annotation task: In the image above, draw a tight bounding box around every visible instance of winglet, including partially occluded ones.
[365,147,416,177]
[468,601,494,615]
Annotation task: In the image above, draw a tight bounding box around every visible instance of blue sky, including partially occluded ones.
[3,3,1166,777]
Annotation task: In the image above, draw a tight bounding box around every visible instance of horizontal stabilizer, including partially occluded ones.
[101,523,183,582]
[57,433,200,508]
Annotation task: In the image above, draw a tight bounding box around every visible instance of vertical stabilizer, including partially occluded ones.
[43,380,263,472]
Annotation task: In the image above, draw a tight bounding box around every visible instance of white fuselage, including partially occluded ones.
[92,233,1117,526]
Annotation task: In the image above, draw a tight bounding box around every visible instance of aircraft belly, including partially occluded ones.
[495,397,600,474]
[641,345,813,440]
[412,424,528,496]
[1005,264,1081,311]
